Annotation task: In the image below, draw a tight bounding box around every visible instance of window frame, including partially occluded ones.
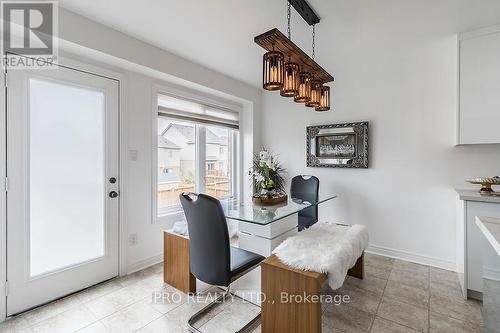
[152,85,241,225]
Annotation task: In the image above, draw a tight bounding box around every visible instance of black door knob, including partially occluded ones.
[109,191,118,198]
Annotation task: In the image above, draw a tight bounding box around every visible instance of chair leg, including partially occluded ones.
[187,285,262,333]
[235,312,261,333]
[187,288,229,333]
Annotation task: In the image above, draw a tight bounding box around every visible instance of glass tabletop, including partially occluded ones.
[221,194,337,225]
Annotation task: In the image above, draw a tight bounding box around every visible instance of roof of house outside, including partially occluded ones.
[162,123,228,145]
[163,124,196,143]
[158,136,181,149]
[206,128,228,145]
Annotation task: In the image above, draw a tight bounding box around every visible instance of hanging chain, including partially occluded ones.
[312,24,316,60]
[287,0,291,40]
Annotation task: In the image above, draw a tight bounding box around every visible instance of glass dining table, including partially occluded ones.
[219,194,337,305]
[221,194,337,226]
[220,194,337,258]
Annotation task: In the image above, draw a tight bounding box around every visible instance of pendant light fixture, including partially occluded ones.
[306,77,321,107]
[262,46,284,91]
[280,6,299,97]
[305,27,321,108]
[294,68,311,103]
[315,85,331,111]
[255,0,333,111]
[281,60,299,97]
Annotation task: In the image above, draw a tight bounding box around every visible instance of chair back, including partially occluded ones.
[290,175,320,221]
[179,193,231,287]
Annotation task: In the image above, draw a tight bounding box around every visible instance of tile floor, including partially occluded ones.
[0,253,483,333]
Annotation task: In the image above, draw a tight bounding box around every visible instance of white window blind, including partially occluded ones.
[158,94,239,129]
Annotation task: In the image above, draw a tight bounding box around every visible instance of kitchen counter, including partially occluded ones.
[475,216,500,332]
[456,189,500,204]
[456,190,500,299]
[475,216,500,257]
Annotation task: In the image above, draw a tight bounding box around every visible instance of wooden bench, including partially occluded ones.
[261,253,364,333]
[163,230,196,294]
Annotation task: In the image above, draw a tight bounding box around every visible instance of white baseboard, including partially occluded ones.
[0,246,458,324]
[126,253,163,275]
[366,244,456,271]
[127,244,457,276]
[484,266,500,281]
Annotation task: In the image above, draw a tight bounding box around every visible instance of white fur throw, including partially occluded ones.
[272,222,369,290]
[170,221,189,236]
[170,219,239,239]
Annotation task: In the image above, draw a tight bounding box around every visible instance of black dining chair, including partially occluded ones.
[179,192,265,333]
[290,175,320,231]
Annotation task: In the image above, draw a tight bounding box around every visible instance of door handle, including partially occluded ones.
[109,191,119,198]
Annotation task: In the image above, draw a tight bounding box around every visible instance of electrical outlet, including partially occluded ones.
[129,233,138,246]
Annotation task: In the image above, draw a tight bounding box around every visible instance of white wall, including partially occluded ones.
[261,1,500,269]
[1,8,262,320]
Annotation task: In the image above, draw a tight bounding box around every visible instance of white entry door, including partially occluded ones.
[6,60,119,315]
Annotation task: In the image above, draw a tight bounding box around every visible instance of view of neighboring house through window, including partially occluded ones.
[205,126,231,199]
[157,93,239,217]
[157,119,196,210]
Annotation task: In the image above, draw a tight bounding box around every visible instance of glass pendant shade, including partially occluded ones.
[262,50,284,91]
[315,85,331,111]
[280,61,299,97]
[305,79,321,107]
[294,71,311,103]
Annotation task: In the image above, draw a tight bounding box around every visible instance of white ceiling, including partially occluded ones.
[58,0,500,88]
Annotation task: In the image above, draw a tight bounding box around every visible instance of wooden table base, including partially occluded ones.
[163,231,196,294]
[261,253,364,333]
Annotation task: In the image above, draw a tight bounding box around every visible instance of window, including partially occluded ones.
[157,120,196,211]
[157,93,239,217]
[205,126,231,199]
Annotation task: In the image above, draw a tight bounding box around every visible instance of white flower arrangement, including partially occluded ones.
[252,149,286,197]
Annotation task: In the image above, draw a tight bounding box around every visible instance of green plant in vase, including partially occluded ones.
[252,150,286,198]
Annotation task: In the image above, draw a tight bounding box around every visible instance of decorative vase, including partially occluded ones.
[252,191,288,206]
[261,188,276,198]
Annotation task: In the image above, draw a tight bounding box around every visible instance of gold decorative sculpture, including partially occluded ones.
[466,177,500,194]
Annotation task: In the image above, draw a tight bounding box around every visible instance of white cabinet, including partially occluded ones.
[476,217,500,331]
[456,190,500,299]
[458,25,500,145]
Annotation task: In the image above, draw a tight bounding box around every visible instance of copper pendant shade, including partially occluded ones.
[315,85,331,111]
[280,61,299,97]
[262,50,284,91]
[294,70,311,103]
[305,79,321,107]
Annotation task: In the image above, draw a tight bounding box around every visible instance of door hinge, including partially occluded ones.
[5,281,9,296]
[4,177,8,192]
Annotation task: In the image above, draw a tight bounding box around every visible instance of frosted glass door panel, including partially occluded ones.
[29,79,105,276]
